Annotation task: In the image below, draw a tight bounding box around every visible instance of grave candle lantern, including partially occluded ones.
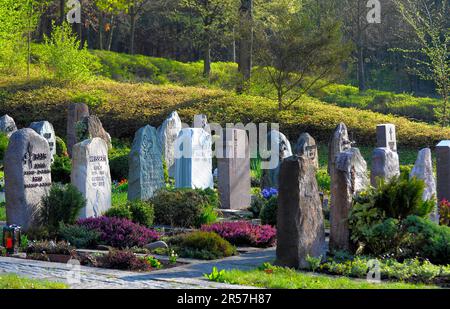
[2,225,21,254]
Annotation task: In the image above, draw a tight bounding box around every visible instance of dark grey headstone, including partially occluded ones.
[436,141,450,204]
[276,156,325,269]
[128,125,165,201]
[0,114,17,138]
[4,129,52,231]
[67,103,89,157]
[376,124,397,152]
[328,123,351,175]
[294,132,319,169]
[218,128,251,210]
[76,115,112,149]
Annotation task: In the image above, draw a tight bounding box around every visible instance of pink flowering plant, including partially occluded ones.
[201,221,276,248]
[77,216,159,249]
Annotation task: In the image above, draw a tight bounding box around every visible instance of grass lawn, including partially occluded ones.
[0,274,67,289]
[211,267,437,289]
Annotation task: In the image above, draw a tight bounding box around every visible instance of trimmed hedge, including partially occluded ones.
[1,77,449,147]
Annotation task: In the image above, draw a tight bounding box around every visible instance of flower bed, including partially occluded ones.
[201,221,276,248]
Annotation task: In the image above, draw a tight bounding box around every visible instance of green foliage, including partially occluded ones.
[316,169,331,193]
[306,255,323,272]
[249,195,265,218]
[260,196,278,226]
[105,205,133,220]
[58,223,100,249]
[51,155,72,184]
[0,274,67,289]
[109,147,129,181]
[41,22,100,81]
[169,231,236,260]
[0,202,5,222]
[41,184,86,236]
[0,132,8,161]
[128,200,154,227]
[152,189,218,228]
[71,90,108,109]
[55,136,67,157]
[204,266,227,282]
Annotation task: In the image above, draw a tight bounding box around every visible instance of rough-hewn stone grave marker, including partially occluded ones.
[0,114,18,138]
[294,132,319,169]
[158,111,182,178]
[376,124,397,152]
[67,103,89,157]
[261,129,292,189]
[370,147,400,187]
[436,141,450,205]
[30,121,56,161]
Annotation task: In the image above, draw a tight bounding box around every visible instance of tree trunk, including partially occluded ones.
[357,45,366,91]
[204,38,211,77]
[107,15,115,51]
[60,0,65,25]
[77,0,83,48]
[99,12,104,50]
[130,6,136,55]
[232,27,236,63]
[237,0,253,92]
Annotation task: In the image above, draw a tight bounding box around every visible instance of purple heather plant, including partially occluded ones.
[77,216,159,249]
[201,221,276,248]
[261,188,278,200]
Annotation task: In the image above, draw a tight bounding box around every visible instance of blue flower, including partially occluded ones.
[262,187,278,199]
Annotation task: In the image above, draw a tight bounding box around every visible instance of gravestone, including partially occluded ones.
[436,141,450,205]
[294,132,319,169]
[71,138,111,219]
[376,124,397,152]
[193,114,210,134]
[260,130,292,189]
[128,125,165,201]
[67,103,90,157]
[410,148,438,222]
[158,112,182,178]
[77,115,112,149]
[217,128,251,210]
[276,155,325,269]
[4,129,52,231]
[330,148,369,252]
[174,128,213,189]
[0,114,17,138]
[328,123,352,175]
[30,121,56,161]
[370,147,400,187]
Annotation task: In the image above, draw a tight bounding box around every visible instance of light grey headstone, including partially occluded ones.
[193,114,210,134]
[158,112,182,178]
[260,130,292,189]
[128,125,165,201]
[294,132,319,169]
[67,103,90,157]
[0,114,18,138]
[174,128,213,189]
[328,123,352,175]
[376,124,397,152]
[30,121,56,161]
[330,148,369,252]
[71,138,111,219]
[276,155,325,269]
[436,141,450,206]
[370,147,400,187]
[76,115,112,149]
[410,148,438,222]
[218,128,251,210]
[4,129,52,231]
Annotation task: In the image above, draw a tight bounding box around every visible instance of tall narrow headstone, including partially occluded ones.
[4,129,52,231]
[193,114,210,134]
[158,112,182,178]
[410,148,438,222]
[436,141,450,205]
[294,132,319,169]
[260,130,292,189]
[67,103,89,157]
[370,147,400,187]
[174,128,213,189]
[30,121,56,161]
[218,128,251,210]
[76,115,112,149]
[376,124,397,152]
[128,125,165,201]
[277,156,325,269]
[330,148,369,252]
[0,114,17,138]
[328,123,352,175]
[71,138,111,219]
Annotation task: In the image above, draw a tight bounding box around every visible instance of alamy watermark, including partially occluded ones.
[66,0,81,24]
[367,0,381,24]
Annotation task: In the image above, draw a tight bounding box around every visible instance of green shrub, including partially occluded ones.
[55,136,67,157]
[316,169,331,193]
[128,200,154,227]
[109,147,129,181]
[41,184,86,236]
[51,155,72,184]
[152,189,218,228]
[260,196,278,226]
[169,231,236,260]
[249,195,265,218]
[105,205,132,220]
[0,132,8,161]
[58,223,99,249]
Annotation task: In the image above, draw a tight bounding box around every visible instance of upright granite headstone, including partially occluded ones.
[30,121,56,161]
[330,148,369,252]
[0,114,17,138]
[218,128,251,210]
[410,148,438,222]
[174,128,213,189]
[436,141,450,205]
[376,124,397,152]
[67,103,89,157]
[4,129,52,231]
[71,138,111,219]
[276,156,325,269]
[370,147,400,187]
[328,123,352,175]
[294,132,319,169]
[159,112,182,178]
[128,125,165,201]
[260,130,292,189]
[193,114,210,134]
[77,115,112,149]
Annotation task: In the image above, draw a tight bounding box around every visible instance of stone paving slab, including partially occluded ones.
[0,248,276,289]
